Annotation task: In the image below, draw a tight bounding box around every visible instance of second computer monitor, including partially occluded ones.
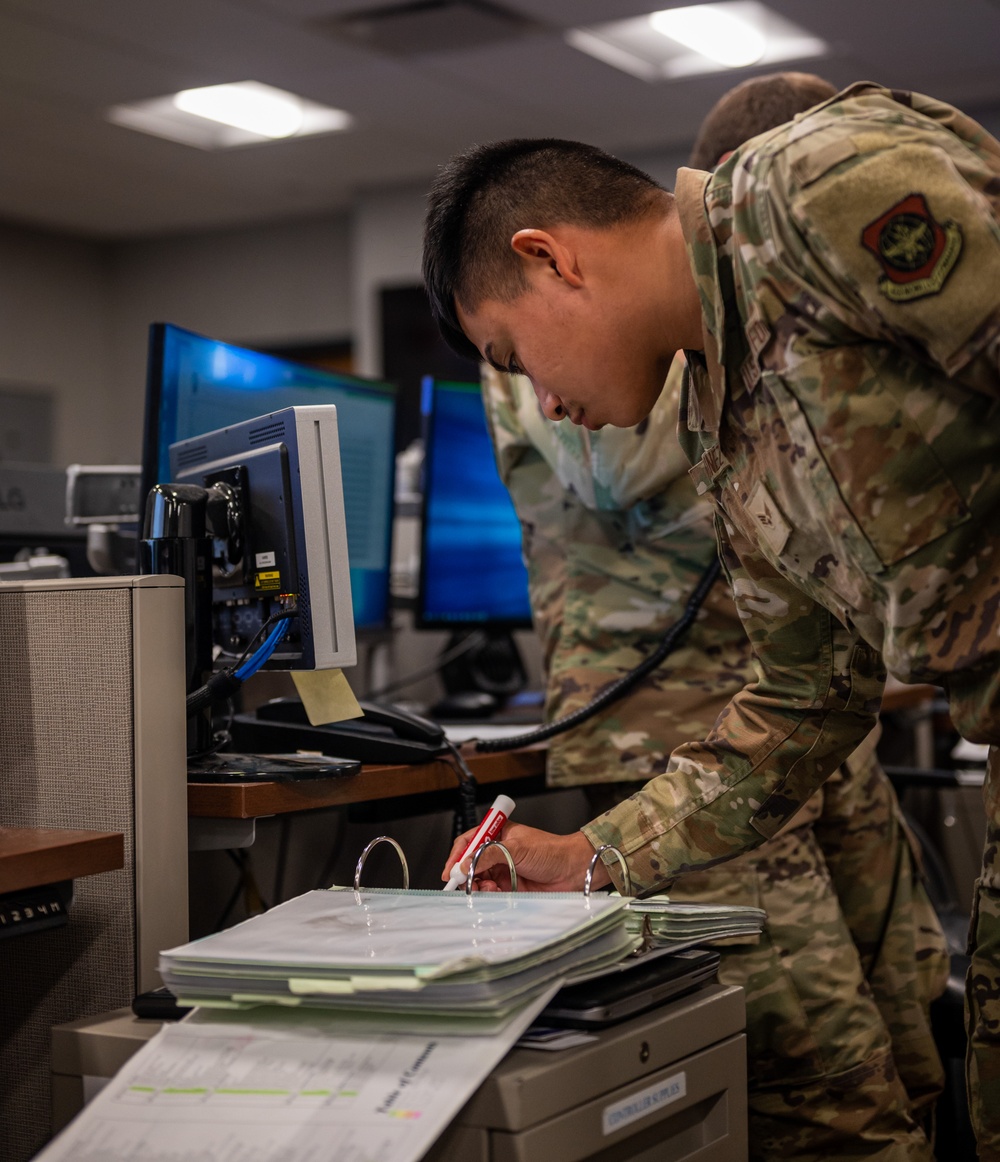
[418,377,531,629]
[141,323,396,631]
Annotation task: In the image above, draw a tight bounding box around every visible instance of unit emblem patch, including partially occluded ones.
[861,193,962,302]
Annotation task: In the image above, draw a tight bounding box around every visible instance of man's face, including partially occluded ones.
[456,283,668,431]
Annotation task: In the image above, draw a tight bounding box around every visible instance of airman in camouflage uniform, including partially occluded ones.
[423,80,1000,1156]
[659,84,1000,1157]
[484,361,948,1159]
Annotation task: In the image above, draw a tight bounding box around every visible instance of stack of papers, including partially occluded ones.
[161,888,636,1023]
[37,990,559,1162]
[624,896,766,952]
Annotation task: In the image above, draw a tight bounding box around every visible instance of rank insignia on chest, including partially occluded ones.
[746,481,791,555]
[861,192,962,302]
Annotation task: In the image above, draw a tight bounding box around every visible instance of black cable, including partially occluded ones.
[186,608,298,717]
[445,739,480,836]
[363,630,487,701]
[214,851,248,931]
[474,557,722,754]
[216,697,236,748]
[274,816,292,905]
[234,848,269,915]
[186,670,244,717]
[223,607,299,671]
[186,720,234,763]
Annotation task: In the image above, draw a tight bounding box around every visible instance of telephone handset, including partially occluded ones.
[230,698,448,765]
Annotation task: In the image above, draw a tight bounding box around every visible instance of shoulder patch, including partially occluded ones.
[861,192,962,302]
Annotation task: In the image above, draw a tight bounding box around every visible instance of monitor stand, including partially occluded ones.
[187,752,360,784]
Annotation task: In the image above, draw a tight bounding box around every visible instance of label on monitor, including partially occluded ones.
[254,570,282,592]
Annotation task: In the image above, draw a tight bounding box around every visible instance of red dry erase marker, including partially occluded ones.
[443,794,516,890]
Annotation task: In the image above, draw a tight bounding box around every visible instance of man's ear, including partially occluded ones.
[510,229,584,288]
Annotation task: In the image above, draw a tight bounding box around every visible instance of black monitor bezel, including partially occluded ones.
[416,375,532,632]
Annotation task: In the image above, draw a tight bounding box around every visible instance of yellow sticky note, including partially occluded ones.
[288,979,355,996]
[291,668,364,726]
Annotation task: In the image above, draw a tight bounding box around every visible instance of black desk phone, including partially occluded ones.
[230,698,449,766]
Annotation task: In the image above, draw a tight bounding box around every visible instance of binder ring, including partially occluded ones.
[584,845,632,898]
[354,835,410,891]
[466,839,518,895]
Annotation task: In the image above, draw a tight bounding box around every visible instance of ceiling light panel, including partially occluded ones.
[566,2,827,82]
[649,5,766,67]
[107,82,352,149]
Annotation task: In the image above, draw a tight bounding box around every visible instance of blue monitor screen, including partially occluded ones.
[142,323,396,631]
[418,378,531,628]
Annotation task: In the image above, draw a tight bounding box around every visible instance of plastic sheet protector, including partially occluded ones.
[621,895,767,952]
[161,889,628,981]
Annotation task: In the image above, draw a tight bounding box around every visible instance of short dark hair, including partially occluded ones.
[689,71,837,171]
[423,139,665,360]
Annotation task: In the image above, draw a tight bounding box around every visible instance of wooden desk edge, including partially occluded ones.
[188,748,546,819]
[0,829,125,894]
[188,688,945,820]
[881,684,940,713]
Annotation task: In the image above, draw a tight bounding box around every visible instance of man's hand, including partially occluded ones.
[442,822,611,892]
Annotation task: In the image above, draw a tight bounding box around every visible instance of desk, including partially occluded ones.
[189,685,941,822]
[188,747,546,820]
[0,828,124,943]
[0,828,124,894]
[882,682,939,714]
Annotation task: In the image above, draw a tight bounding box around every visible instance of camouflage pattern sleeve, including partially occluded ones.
[582,511,886,892]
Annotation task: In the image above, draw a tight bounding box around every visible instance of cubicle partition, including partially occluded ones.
[0,576,188,1162]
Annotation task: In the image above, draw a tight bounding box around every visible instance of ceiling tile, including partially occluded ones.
[0,0,997,238]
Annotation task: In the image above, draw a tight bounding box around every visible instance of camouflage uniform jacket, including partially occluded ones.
[583,82,1000,890]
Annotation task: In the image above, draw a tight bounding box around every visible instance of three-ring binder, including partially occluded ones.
[351,834,631,896]
[354,834,409,889]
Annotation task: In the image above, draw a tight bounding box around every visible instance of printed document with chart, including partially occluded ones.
[39,890,631,1161]
[35,990,558,1162]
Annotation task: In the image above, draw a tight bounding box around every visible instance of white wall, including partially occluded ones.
[0,222,112,467]
[105,214,353,464]
[0,143,692,470]
[626,146,695,190]
[347,154,690,380]
[350,183,427,378]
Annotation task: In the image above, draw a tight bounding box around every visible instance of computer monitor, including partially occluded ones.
[418,377,531,629]
[169,405,356,673]
[141,323,396,631]
[141,406,357,766]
